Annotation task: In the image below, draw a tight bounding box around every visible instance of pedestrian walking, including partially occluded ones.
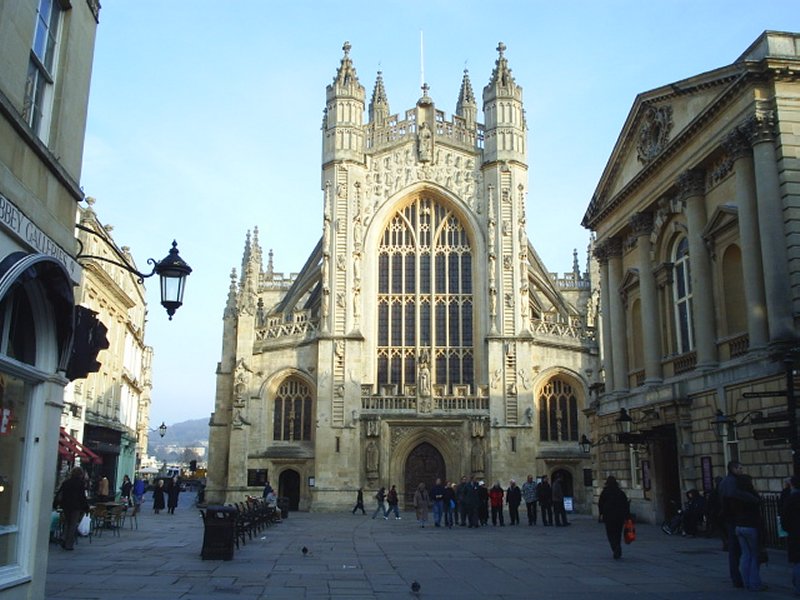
[153,479,165,514]
[55,467,90,551]
[780,475,800,595]
[538,475,553,525]
[489,481,505,526]
[506,479,522,525]
[731,473,765,591]
[598,475,629,559]
[719,460,751,588]
[385,485,401,519]
[521,474,538,526]
[372,486,387,519]
[413,482,430,528]
[352,488,366,514]
[464,476,480,528]
[552,474,570,526]
[167,476,180,515]
[132,476,146,517]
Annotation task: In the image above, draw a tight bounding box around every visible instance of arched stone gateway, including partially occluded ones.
[403,442,445,506]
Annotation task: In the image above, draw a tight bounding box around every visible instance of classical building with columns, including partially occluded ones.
[582,31,800,523]
[207,43,599,511]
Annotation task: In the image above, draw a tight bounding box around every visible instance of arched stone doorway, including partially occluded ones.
[278,469,301,511]
[404,442,445,506]
[550,468,574,501]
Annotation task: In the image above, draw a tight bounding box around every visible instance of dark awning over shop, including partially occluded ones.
[58,427,102,464]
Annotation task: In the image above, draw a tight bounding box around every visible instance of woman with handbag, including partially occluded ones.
[598,475,629,559]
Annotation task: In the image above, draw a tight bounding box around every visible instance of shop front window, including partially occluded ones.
[0,374,30,568]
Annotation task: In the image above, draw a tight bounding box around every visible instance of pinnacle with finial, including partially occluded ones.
[422,82,430,97]
[497,42,506,57]
[343,41,351,56]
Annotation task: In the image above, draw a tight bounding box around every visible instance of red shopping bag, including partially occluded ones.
[623,516,636,544]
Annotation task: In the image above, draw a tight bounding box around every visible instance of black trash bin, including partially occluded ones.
[277,497,289,519]
[200,505,237,560]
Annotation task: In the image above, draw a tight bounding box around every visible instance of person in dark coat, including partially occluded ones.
[506,480,522,525]
[153,479,166,514]
[683,489,704,537]
[552,474,570,526]
[167,476,180,514]
[442,482,456,528]
[119,475,132,506]
[731,473,764,591]
[780,475,800,595]
[537,475,553,525]
[598,475,629,559]
[352,488,366,515]
[477,481,489,526]
[56,467,90,551]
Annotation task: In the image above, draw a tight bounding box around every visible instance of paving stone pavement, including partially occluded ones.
[46,495,796,599]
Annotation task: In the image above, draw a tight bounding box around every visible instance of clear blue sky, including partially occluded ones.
[81,1,800,428]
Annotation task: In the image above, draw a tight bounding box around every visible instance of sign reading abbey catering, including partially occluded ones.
[0,193,81,284]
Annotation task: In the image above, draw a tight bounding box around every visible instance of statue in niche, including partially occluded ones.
[366,440,379,473]
[418,122,433,162]
[471,417,485,438]
[353,214,363,252]
[233,359,251,405]
[366,417,380,438]
[418,350,431,397]
[524,406,533,425]
[471,439,485,474]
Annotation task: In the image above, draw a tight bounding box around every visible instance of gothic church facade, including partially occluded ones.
[207,43,599,511]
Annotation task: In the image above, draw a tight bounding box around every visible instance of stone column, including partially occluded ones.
[594,242,614,392]
[723,129,768,350]
[742,107,794,344]
[630,212,662,383]
[606,238,629,391]
[679,168,718,369]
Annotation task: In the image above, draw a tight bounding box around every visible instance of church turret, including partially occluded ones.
[482,42,526,164]
[323,41,366,166]
[368,70,390,124]
[456,69,477,128]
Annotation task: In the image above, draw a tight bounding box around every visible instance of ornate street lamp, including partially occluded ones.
[76,225,193,320]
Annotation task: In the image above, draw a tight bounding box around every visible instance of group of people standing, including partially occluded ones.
[356,473,572,530]
[715,460,800,594]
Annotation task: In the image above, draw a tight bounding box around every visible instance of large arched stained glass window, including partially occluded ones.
[273,378,313,441]
[377,196,474,391]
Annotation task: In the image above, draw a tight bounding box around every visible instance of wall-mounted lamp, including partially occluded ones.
[0,475,8,493]
[710,409,776,440]
[76,225,192,319]
[579,433,615,453]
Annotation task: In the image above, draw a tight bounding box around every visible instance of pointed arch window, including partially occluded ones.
[376,197,473,391]
[672,237,694,354]
[538,378,578,442]
[273,377,313,442]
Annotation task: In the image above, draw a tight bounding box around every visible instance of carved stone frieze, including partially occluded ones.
[636,105,673,164]
[365,145,481,211]
[706,153,733,189]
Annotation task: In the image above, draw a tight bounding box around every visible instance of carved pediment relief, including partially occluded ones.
[636,105,673,165]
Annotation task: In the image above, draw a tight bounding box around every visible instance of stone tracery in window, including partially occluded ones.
[273,377,313,442]
[376,196,474,391]
[538,378,578,442]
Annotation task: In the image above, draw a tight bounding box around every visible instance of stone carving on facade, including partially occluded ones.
[740,104,776,146]
[366,146,480,209]
[418,350,431,398]
[723,127,752,161]
[336,253,346,271]
[470,416,487,438]
[471,438,485,474]
[504,292,514,308]
[233,358,252,406]
[490,368,502,389]
[353,214,363,252]
[677,167,706,201]
[629,211,654,238]
[232,409,250,430]
[636,105,673,164]
[518,368,531,390]
[366,416,381,437]
[390,426,413,450]
[524,406,533,425]
[417,122,433,162]
[503,255,512,270]
[366,440,379,475]
[502,220,511,236]
[336,291,345,307]
[706,153,733,189]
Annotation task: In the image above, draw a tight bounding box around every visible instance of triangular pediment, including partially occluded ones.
[583,61,745,229]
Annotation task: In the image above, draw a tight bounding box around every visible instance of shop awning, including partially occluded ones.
[58,427,102,464]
